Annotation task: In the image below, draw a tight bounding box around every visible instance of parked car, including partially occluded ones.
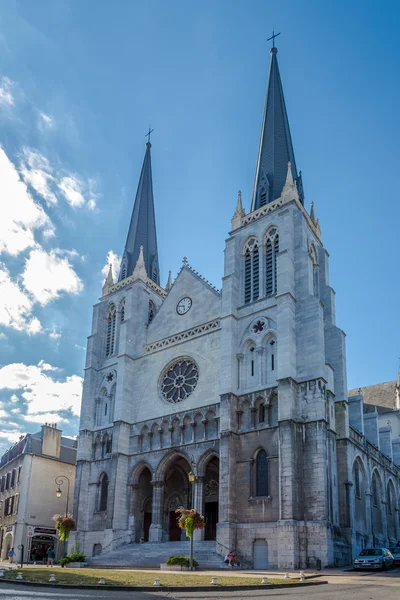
[389,547,400,567]
[353,548,394,570]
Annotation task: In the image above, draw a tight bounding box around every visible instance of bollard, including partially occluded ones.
[49,574,57,582]
[16,572,23,580]
[300,571,305,582]
[211,576,218,585]
[284,572,290,579]
[98,579,106,585]
[261,576,269,584]
[153,578,161,587]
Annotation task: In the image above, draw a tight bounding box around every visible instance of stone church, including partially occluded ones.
[72,45,400,569]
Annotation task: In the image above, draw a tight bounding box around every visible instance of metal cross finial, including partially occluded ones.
[145,126,154,144]
[267,29,281,48]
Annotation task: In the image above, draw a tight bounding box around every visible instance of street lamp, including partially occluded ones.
[55,476,70,516]
[55,476,71,558]
[188,470,195,571]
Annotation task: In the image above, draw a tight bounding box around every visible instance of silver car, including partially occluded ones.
[354,548,394,570]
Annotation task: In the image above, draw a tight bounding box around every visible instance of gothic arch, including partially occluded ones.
[197,449,219,477]
[155,449,193,481]
[130,461,154,485]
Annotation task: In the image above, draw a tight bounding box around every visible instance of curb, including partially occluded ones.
[0,579,328,592]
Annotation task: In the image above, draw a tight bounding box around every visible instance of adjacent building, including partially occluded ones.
[72,44,400,568]
[0,424,76,562]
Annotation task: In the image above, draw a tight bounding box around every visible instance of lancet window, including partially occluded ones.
[354,461,360,498]
[98,473,109,512]
[105,304,116,357]
[244,237,260,304]
[120,298,125,323]
[256,449,268,497]
[309,244,319,297]
[265,228,279,297]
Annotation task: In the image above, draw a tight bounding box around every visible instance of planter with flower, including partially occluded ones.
[175,507,205,570]
[52,514,76,542]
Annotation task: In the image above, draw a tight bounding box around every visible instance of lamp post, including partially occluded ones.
[55,476,70,517]
[188,470,195,571]
[55,476,70,558]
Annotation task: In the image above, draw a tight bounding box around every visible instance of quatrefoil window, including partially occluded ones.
[253,320,266,334]
[161,358,199,403]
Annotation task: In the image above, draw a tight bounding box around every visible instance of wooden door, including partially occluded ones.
[169,511,181,541]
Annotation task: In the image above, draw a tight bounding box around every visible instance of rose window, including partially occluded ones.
[161,358,199,403]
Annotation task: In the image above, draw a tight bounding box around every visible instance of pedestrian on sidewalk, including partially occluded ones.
[46,548,55,567]
[8,548,15,564]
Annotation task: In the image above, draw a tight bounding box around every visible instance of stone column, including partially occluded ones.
[193,477,205,541]
[365,491,373,546]
[256,347,264,387]
[128,484,138,542]
[381,500,388,546]
[236,354,244,391]
[149,481,164,543]
[395,508,400,540]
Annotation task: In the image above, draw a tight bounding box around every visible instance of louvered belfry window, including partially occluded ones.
[106,305,116,356]
[265,228,279,297]
[244,238,260,304]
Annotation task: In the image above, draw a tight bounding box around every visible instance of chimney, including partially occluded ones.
[41,423,62,459]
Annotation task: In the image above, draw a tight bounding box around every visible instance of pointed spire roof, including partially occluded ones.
[102,264,114,296]
[251,46,304,211]
[165,270,173,292]
[119,141,159,284]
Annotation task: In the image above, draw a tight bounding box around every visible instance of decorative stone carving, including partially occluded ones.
[205,479,219,497]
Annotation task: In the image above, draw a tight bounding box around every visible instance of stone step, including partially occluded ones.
[89,540,228,569]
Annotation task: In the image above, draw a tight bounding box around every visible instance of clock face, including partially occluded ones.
[177,297,192,315]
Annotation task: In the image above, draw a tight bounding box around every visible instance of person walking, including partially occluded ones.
[46,547,55,567]
[8,548,16,564]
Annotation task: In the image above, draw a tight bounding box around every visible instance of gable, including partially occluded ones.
[146,267,221,344]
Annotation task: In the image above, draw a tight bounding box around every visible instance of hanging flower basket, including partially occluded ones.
[53,515,76,541]
[175,507,205,538]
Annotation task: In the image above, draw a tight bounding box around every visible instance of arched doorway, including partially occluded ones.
[162,455,191,542]
[204,456,219,541]
[133,466,152,543]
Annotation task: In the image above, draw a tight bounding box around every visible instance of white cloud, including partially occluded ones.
[0,430,24,444]
[87,198,96,210]
[19,148,57,206]
[42,227,56,239]
[0,263,43,334]
[39,112,54,128]
[10,394,19,403]
[10,408,20,414]
[0,409,8,418]
[58,175,85,207]
[0,77,14,107]
[38,359,60,371]
[22,412,69,425]
[0,147,50,256]
[0,362,83,416]
[74,344,86,351]
[49,329,62,341]
[101,250,121,282]
[22,248,83,305]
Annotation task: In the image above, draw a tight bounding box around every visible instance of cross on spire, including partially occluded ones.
[267,29,281,48]
[146,126,154,145]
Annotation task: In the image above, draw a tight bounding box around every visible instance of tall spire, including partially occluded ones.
[119,139,159,284]
[251,45,304,212]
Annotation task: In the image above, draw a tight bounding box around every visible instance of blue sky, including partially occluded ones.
[0,0,399,452]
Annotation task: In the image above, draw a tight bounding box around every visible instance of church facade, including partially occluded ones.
[72,46,400,568]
